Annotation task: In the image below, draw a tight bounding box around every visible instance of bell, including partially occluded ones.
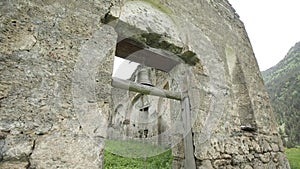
[136,67,153,86]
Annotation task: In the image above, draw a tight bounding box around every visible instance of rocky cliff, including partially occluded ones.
[262,42,300,147]
[0,0,290,168]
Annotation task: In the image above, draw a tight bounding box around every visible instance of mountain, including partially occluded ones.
[262,42,300,147]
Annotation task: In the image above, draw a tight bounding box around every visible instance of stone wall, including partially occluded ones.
[0,0,290,168]
[0,0,116,168]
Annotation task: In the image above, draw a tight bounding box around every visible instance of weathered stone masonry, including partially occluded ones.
[0,0,290,168]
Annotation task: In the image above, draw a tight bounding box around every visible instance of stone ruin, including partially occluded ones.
[0,0,291,168]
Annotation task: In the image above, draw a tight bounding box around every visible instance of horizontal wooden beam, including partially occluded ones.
[116,37,181,72]
[112,77,182,100]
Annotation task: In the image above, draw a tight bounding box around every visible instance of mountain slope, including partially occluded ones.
[262,42,300,147]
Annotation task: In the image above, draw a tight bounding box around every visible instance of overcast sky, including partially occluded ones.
[228,0,300,71]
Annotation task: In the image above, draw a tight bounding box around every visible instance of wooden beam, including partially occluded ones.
[112,77,182,100]
[115,37,181,72]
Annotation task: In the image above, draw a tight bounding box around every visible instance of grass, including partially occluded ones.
[105,141,300,168]
[104,150,173,169]
[104,140,173,169]
[105,139,169,158]
[286,146,300,169]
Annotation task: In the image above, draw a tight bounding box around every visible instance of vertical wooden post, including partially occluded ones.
[181,92,196,169]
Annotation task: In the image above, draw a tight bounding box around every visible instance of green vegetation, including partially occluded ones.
[285,147,300,169]
[101,0,199,66]
[104,140,173,169]
[104,150,173,169]
[132,32,199,66]
[262,42,300,147]
[105,139,169,158]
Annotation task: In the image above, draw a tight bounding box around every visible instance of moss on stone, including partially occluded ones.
[101,13,118,24]
[100,5,198,66]
[130,32,199,66]
[160,40,182,55]
[181,51,199,66]
[140,33,163,47]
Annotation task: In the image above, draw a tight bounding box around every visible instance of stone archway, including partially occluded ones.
[73,1,270,168]
[101,1,224,168]
[102,2,205,168]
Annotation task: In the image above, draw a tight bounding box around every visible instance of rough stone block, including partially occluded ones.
[198,160,213,169]
[0,161,28,169]
[30,134,104,169]
[213,159,231,167]
[259,152,271,163]
[243,164,253,169]
[231,155,245,165]
[2,134,34,161]
[270,143,280,152]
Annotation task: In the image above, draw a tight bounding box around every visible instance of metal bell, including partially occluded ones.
[136,67,153,86]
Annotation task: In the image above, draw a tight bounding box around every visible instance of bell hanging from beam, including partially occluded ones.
[136,67,154,87]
